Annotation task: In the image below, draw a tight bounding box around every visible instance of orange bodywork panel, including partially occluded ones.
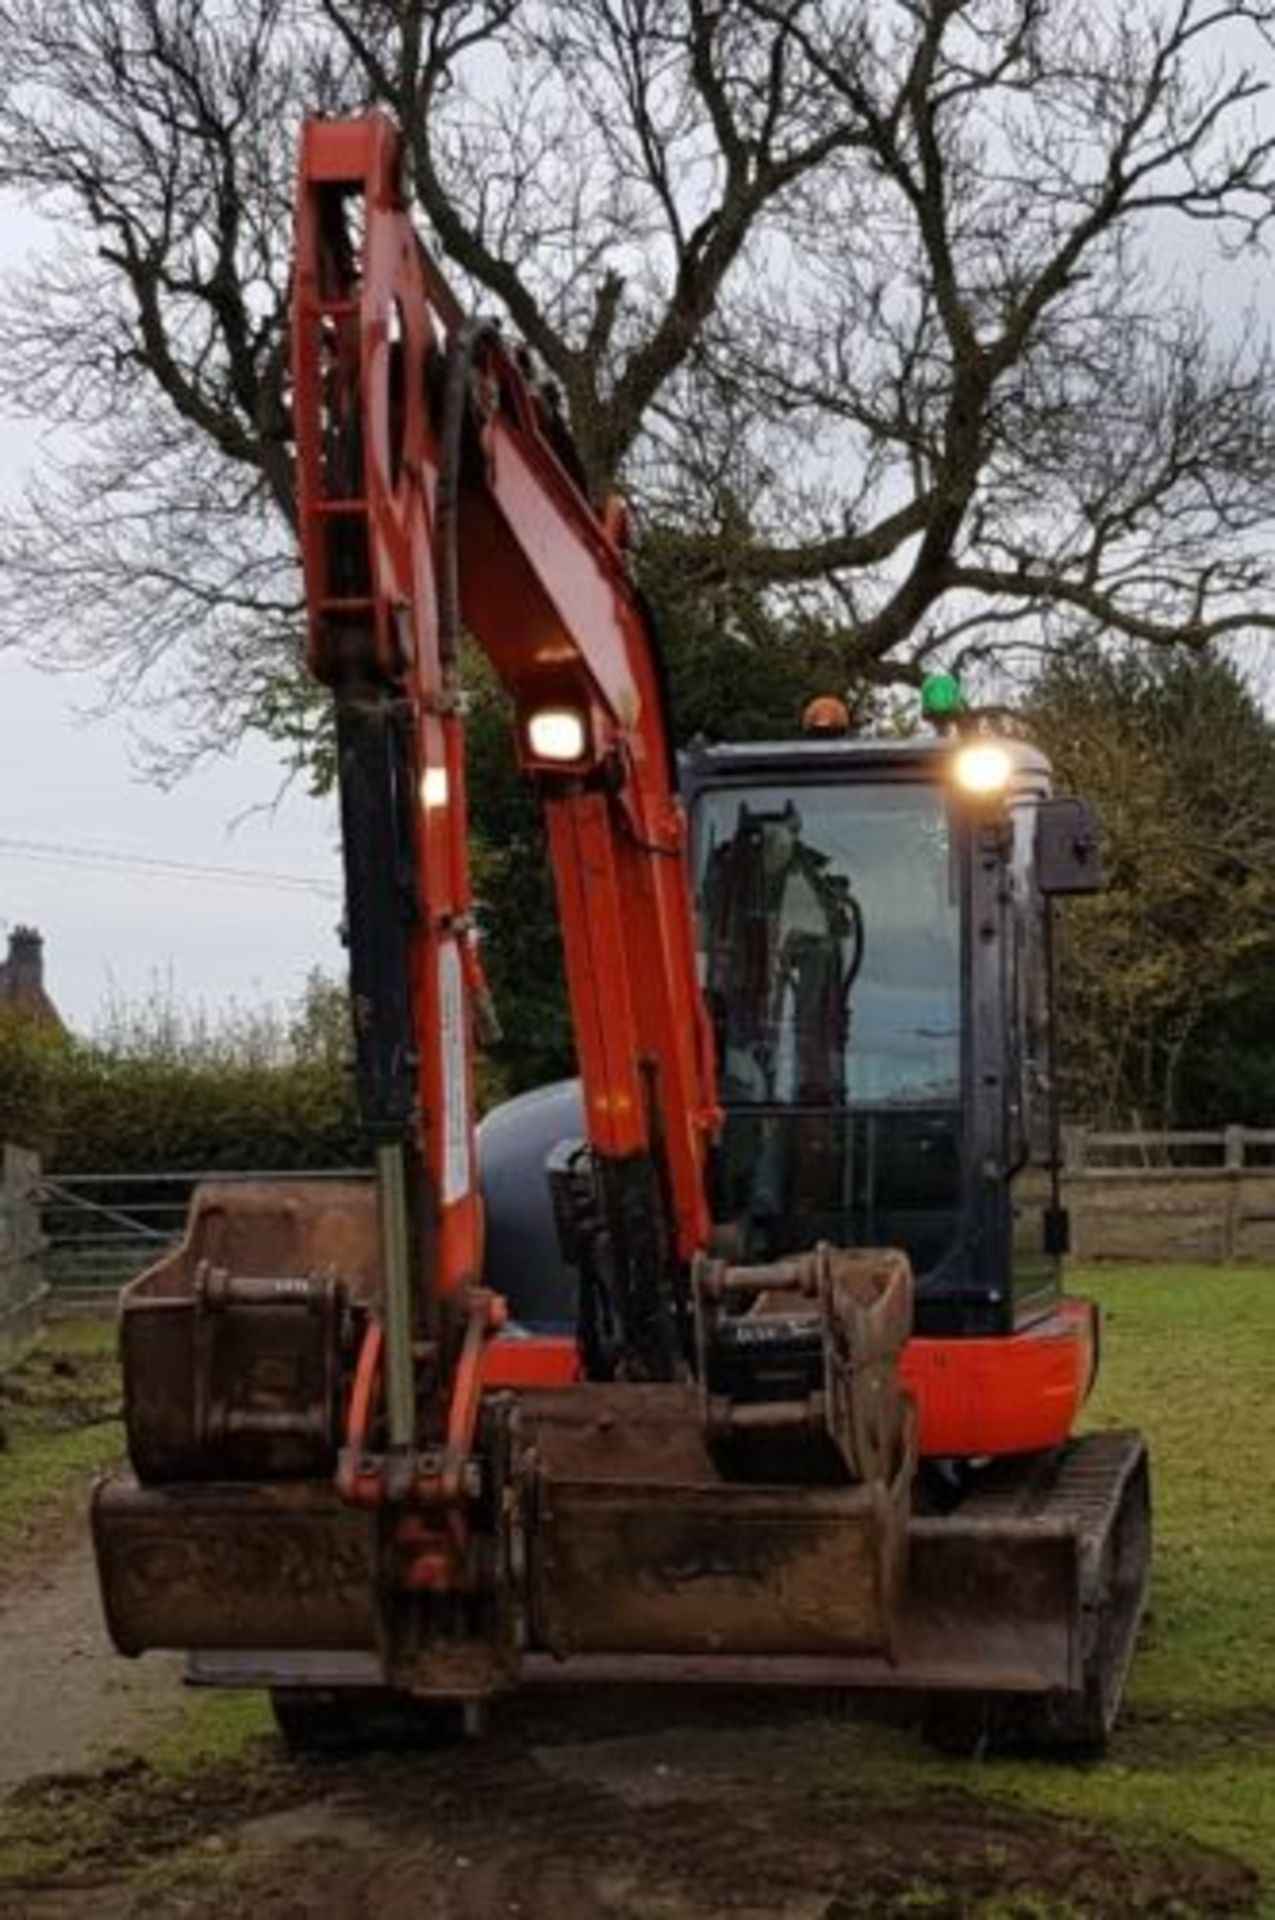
[480,1299,1098,1460]
[901,1299,1097,1457]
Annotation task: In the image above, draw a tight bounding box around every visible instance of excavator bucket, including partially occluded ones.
[93,1180,384,1660]
[518,1383,913,1661]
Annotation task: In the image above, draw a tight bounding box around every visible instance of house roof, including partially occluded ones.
[0,927,64,1030]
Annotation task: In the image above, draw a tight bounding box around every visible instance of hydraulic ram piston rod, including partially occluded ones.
[376,1142,417,1451]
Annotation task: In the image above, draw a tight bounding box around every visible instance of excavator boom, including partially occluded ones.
[292,114,718,1407]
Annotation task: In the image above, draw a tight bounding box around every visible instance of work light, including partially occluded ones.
[526,707,588,763]
[953,741,1012,795]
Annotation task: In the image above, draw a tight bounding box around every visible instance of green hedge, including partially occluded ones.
[0,1007,64,1161]
[47,1053,362,1173]
[0,978,509,1175]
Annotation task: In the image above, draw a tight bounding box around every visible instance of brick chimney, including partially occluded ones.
[0,926,63,1028]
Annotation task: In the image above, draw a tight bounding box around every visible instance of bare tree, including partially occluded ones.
[0,1,356,761]
[651,0,1275,676]
[0,1,1273,762]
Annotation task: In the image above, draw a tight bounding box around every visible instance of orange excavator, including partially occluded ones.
[91,114,1149,1754]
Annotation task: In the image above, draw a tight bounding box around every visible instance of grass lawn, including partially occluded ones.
[1026,1264,1275,1898]
[813,1263,1275,1914]
[993,1265,1275,1894]
[0,1315,121,1566]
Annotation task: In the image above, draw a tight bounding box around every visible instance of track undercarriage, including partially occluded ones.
[91,1179,1150,1756]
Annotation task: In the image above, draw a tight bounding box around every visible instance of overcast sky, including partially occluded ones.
[0,196,343,1034]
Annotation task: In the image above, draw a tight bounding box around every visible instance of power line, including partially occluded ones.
[0,832,342,900]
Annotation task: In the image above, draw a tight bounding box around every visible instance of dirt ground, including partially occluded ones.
[0,1669,1259,1920]
[0,1534,181,1800]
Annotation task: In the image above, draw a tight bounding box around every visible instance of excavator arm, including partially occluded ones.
[293,117,716,1419]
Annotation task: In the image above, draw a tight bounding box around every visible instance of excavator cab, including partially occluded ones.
[687,732,1059,1338]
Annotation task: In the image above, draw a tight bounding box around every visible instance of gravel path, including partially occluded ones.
[0,1528,181,1799]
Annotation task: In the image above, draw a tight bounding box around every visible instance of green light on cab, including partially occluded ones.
[920,671,964,720]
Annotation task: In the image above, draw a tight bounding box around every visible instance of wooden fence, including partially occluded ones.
[0,1144,47,1368]
[1062,1126,1275,1263]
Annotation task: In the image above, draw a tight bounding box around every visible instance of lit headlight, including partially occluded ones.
[953,741,1012,795]
[420,766,449,810]
[526,707,587,763]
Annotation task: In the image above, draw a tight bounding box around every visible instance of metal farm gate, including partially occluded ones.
[39,1167,370,1306]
